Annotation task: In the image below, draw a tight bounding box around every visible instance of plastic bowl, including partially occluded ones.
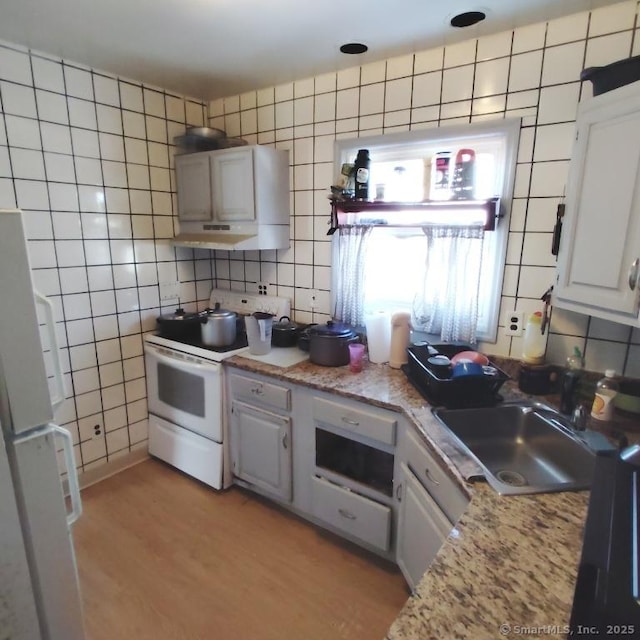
[450,350,490,366]
[451,361,485,378]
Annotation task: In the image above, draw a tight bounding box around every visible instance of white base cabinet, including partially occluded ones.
[230,401,292,502]
[225,366,471,589]
[395,463,453,591]
[555,80,640,325]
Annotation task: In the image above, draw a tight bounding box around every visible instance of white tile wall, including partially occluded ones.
[0,41,214,475]
[207,0,640,375]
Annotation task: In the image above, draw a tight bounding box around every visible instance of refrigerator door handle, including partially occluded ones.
[51,424,83,526]
[34,289,66,410]
[14,424,83,526]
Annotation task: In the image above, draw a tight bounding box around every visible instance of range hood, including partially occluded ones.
[172,223,290,251]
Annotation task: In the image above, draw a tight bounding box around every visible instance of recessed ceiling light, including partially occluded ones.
[340,43,368,55]
[450,11,486,28]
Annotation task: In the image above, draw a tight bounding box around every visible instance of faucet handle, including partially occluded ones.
[572,404,587,431]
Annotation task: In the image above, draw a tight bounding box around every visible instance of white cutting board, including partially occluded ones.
[239,347,309,368]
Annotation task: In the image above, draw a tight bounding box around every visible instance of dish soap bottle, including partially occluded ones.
[591,370,619,421]
[522,311,546,365]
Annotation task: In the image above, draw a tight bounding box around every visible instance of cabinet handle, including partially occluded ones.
[341,417,360,426]
[425,468,440,486]
[251,386,264,395]
[396,483,402,502]
[282,432,288,449]
[628,258,640,291]
[338,508,357,520]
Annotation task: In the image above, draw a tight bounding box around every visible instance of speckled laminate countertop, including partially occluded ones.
[224,352,636,640]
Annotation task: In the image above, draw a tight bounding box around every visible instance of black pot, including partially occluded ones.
[156,308,201,341]
[307,321,359,366]
[272,316,303,348]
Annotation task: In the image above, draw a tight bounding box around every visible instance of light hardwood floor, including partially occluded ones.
[73,459,409,640]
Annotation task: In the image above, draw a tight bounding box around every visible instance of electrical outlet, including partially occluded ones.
[504,311,524,337]
[257,282,270,296]
[159,281,180,302]
[309,290,321,310]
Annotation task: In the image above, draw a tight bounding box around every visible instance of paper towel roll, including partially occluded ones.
[389,311,411,369]
[365,311,391,364]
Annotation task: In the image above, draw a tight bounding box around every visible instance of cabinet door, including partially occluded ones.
[175,153,213,221]
[211,148,256,222]
[396,463,453,591]
[556,83,640,320]
[231,401,292,502]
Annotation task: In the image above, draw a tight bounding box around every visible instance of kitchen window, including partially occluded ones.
[331,120,520,343]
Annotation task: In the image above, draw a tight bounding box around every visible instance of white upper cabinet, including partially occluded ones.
[555,80,640,325]
[175,153,212,221]
[211,149,256,221]
[175,145,289,226]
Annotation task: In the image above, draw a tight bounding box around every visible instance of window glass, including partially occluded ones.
[333,120,520,343]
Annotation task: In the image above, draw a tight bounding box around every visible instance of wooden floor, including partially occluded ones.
[73,459,409,640]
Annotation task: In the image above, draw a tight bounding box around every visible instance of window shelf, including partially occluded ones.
[328,197,501,235]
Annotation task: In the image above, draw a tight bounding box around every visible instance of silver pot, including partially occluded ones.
[200,304,237,347]
[308,321,359,366]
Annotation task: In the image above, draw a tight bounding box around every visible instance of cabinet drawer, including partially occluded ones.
[403,428,468,523]
[229,373,290,411]
[311,476,391,551]
[312,397,396,446]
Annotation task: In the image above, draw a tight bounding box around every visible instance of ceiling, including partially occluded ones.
[0,0,626,101]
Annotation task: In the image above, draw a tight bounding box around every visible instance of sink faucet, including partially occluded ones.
[571,405,587,432]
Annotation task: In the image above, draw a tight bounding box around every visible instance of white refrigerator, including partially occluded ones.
[0,209,85,639]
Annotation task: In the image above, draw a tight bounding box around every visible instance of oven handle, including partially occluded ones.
[144,345,221,373]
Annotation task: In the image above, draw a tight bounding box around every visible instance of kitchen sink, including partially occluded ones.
[433,401,598,495]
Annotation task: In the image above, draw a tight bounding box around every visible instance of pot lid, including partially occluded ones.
[202,303,236,318]
[157,308,200,322]
[309,320,356,338]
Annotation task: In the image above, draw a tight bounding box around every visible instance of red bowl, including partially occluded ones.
[450,350,490,366]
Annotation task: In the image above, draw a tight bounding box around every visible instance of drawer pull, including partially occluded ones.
[338,508,357,520]
[341,417,360,426]
[425,468,440,486]
[282,432,288,449]
[251,386,264,395]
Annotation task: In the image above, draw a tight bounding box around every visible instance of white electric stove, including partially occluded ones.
[144,289,291,489]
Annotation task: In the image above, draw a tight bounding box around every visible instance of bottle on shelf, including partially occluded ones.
[559,347,584,414]
[429,151,452,201]
[521,311,546,365]
[451,148,476,200]
[590,370,619,421]
[354,149,371,201]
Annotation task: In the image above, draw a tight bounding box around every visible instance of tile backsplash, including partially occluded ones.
[208,0,640,377]
[1,1,640,478]
[0,41,215,474]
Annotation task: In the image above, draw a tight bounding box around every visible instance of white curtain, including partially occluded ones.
[412,224,485,343]
[333,225,372,326]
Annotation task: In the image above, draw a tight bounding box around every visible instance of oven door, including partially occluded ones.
[144,344,222,441]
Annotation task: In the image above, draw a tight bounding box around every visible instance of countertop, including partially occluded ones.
[224,352,638,639]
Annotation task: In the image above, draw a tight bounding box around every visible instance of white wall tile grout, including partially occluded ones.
[206,0,640,376]
[0,38,214,473]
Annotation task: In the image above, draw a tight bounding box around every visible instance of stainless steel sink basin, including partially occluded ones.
[433,401,597,495]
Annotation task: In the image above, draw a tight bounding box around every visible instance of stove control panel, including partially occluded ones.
[210,289,291,320]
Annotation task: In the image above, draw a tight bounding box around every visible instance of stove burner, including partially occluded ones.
[168,331,248,353]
